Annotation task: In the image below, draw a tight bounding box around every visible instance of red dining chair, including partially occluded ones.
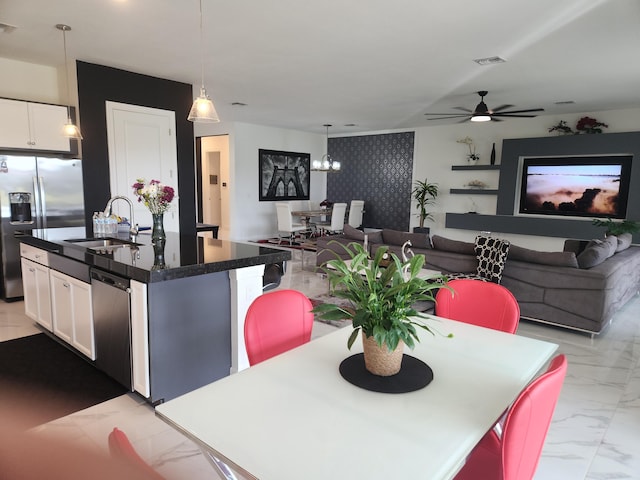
[108,427,166,480]
[109,427,238,480]
[454,354,568,480]
[435,278,520,334]
[244,289,314,365]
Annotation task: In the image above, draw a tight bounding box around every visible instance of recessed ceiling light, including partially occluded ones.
[0,22,17,34]
[231,102,247,106]
[343,123,357,127]
[554,100,575,105]
[473,56,506,66]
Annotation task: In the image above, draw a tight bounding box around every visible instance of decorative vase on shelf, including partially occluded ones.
[362,333,404,376]
[151,213,166,243]
[467,154,479,165]
[490,143,496,165]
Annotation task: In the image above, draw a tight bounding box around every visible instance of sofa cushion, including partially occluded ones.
[577,236,617,269]
[343,224,383,244]
[474,236,511,283]
[432,235,475,255]
[508,245,579,268]
[615,233,632,253]
[381,229,431,249]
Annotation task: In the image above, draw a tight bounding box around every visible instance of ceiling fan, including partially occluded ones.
[424,91,544,122]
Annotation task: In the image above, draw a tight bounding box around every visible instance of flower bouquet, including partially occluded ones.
[457,136,479,163]
[132,179,175,214]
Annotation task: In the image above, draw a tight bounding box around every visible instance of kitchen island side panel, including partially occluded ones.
[147,271,231,404]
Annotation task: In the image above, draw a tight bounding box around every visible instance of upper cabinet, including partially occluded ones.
[0,98,73,153]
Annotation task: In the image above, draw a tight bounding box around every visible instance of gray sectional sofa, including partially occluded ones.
[315,225,640,335]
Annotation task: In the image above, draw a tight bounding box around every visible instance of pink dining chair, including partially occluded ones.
[435,278,520,334]
[454,354,568,480]
[244,289,314,365]
[108,427,166,480]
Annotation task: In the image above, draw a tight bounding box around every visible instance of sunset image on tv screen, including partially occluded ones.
[522,164,623,216]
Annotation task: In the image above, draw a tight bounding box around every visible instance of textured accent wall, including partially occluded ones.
[327,132,414,231]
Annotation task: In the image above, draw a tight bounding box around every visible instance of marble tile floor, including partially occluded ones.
[1,250,639,479]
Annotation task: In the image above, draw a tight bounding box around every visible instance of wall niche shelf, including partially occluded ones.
[451,165,501,171]
[450,188,498,195]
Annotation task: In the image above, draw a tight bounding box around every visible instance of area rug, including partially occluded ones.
[0,333,127,428]
[310,294,353,328]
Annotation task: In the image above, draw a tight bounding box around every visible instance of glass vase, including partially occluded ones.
[151,213,166,243]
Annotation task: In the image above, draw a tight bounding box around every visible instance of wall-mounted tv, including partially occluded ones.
[518,155,632,219]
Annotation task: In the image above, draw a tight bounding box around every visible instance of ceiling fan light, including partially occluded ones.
[471,114,491,122]
[188,87,220,122]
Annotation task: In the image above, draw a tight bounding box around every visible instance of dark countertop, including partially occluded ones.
[19,227,291,283]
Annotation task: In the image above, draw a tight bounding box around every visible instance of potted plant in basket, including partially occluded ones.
[412,178,439,234]
[313,242,449,377]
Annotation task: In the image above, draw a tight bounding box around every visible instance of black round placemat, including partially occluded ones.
[339,353,433,393]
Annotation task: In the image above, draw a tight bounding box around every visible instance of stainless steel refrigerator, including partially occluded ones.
[0,154,85,300]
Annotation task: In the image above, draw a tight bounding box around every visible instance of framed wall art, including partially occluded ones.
[259,149,310,201]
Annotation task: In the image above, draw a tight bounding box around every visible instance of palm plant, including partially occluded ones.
[412,179,439,228]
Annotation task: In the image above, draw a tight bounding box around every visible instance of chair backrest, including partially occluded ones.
[501,354,567,480]
[330,203,347,231]
[275,203,293,231]
[435,278,520,333]
[244,289,314,365]
[108,427,166,480]
[347,200,365,228]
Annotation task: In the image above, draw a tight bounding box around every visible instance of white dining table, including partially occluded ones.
[155,317,558,480]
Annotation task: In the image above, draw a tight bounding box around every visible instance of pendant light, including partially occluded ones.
[188,0,219,122]
[311,124,340,172]
[56,24,83,140]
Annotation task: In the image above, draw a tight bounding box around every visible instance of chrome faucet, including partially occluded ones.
[103,195,139,240]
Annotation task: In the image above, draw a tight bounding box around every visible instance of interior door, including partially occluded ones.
[105,102,179,233]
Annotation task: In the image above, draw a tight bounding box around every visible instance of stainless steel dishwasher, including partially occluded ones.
[90,268,132,389]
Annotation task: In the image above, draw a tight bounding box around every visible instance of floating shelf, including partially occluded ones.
[451,165,501,171]
[450,188,499,195]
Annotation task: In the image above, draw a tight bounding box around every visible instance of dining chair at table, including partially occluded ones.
[454,354,568,480]
[275,202,307,244]
[108,427,237,480]
[316,202,347,235]
[347,200,365,229]
[244,289,314,365]
[435,278,520,334]
[107,427,167,480]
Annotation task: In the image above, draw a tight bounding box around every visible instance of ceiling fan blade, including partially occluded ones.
[493,108,545,115]
[453,106,473,113]
[426,115,472,120]
[490,117,503,122]
[491,113,540,118]
[489,104,513,113]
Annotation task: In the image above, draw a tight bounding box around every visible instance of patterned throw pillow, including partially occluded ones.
[474,236,511,283]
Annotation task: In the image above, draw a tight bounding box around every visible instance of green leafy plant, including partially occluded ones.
[412,179,439,228]
[313,242,450,352]
[592,218,640,235]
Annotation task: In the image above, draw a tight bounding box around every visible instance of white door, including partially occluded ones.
[205,151,222,225]
[105,102,179,233]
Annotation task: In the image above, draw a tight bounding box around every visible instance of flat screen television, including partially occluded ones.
[518,155,632,219]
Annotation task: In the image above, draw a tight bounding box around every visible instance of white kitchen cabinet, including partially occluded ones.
[0,98,71,152]
[50,269,95,360]
[21,257,53,331]
[130,279,150,397]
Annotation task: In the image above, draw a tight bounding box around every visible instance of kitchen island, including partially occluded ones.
[19,227,291,404]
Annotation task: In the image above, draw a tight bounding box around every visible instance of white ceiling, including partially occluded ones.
[2,0,639,134]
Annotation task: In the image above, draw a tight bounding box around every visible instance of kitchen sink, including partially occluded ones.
[65,237,141,250]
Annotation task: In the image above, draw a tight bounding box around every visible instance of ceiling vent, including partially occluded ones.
[473,56,506,66]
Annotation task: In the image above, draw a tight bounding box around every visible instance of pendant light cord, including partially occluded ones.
[61,26,73,120]
[199,0,205,90]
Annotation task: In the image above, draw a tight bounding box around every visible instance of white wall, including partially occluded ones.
[195,121,326,240]
[411,107,640,251]
[0,58,62,104]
